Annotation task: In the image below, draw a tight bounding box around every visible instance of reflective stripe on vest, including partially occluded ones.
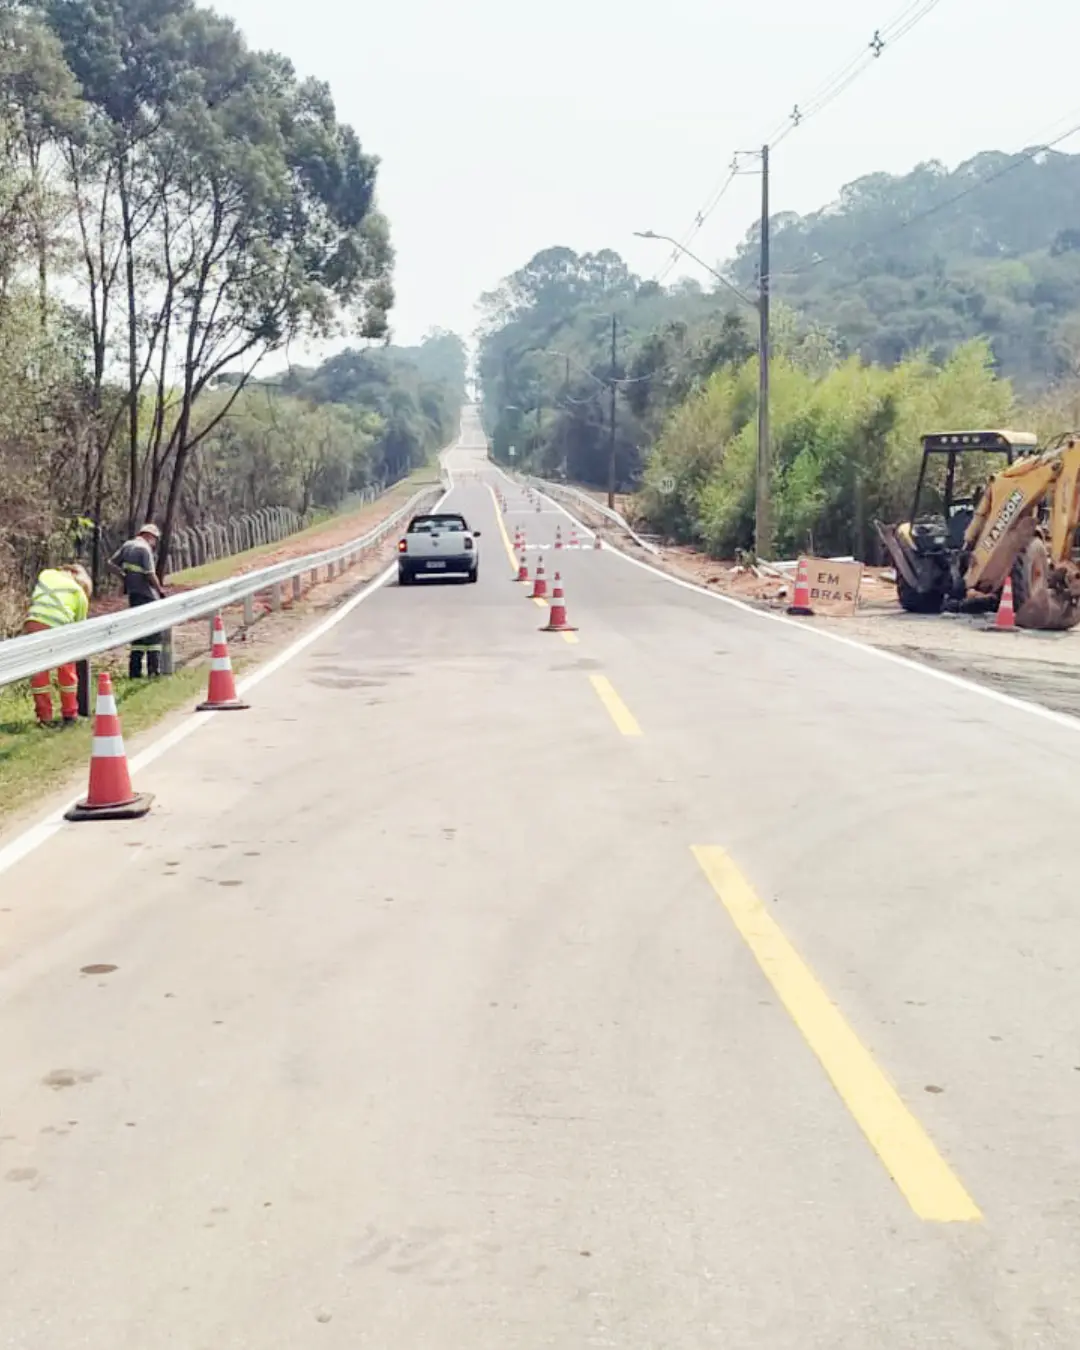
[27,571,83,629]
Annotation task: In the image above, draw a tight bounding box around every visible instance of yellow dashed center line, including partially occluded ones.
[690,846,982,1224]
[487,483,520,575]
[588,675,642,737]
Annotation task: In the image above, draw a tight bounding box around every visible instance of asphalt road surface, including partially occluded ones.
[3,411,1080,1347]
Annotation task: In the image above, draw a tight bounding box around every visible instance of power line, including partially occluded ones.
[656,0,946,281]
[767,0,944,149]
[777,115,1080,280]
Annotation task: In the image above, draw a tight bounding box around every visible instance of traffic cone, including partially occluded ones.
[65,672,153,821]
[569,526,579,548]
[530,556,548,599]
[540,572,578,632]
[787,557,814,616]
[517,549,530,583]
[554,526,563,550]
[995,575,1017,631]
[594,534,603,550]
[197,614,249,711]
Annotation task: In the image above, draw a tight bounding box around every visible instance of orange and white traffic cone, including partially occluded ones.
[554,526,563,550]
[569,526,579,548]
[540,572,578,632]
[787,557,814,616]
[530,556,548,599]
[65,672,153,821]
[995,575,1018,631]
[594,532,603,549]
[197,614,249,711]
[517,548,530,583]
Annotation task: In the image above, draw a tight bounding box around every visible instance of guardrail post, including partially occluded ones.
[77,659,90,717]
[310,567,319,588]
[271,582,283,611]
[160,629,175,676]
[292,575,302,602]
[243,594,254,627]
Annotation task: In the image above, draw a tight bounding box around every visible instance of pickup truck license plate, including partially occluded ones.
[427,560,446,569]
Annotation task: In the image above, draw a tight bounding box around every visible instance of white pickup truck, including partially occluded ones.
[397,512,481,585]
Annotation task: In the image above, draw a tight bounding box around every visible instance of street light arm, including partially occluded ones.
[634,232,756,311]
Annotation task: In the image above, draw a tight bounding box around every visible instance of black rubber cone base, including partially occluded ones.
[65,792,154,822]
[786,605,814,616]
[540,622,579,632]
[195,699,250,712]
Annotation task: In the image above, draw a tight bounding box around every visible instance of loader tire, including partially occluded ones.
[895,573,943,614]
[1010,538,1080,630]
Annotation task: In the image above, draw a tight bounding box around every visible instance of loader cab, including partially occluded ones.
[909,430,1038,548]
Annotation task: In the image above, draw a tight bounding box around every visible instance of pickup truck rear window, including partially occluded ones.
[408,515,468,533]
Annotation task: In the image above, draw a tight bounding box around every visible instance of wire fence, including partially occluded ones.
[3,481,402,599]
[168,482,392,572]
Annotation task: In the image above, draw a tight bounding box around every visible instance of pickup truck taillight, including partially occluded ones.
[398,538,407,553]
[464,537,473,550]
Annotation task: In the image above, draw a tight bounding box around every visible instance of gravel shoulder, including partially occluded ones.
[559,489,1080,721]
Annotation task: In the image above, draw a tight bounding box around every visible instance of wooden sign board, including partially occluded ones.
[804,558,864,617]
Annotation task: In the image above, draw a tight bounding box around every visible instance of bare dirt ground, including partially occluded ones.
[566,493,1080,720]
[64,476,441,680]
[87,478,438,622]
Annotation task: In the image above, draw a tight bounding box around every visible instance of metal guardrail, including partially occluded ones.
[0,481,445,689]
[517,473,661,556]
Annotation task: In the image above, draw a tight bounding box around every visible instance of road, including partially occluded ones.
[2,409,1080,1347]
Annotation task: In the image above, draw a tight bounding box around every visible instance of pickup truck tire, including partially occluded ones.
[397,566,413,586]
[467,566,479,584]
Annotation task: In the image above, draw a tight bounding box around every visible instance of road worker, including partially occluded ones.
[108,523,165,678]
[22,563,93,727]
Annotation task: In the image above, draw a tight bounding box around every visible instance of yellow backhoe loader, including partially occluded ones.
[876,430,1080,630]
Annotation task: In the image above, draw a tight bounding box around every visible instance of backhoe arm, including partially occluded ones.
[963,455,1057,593]
[1048,438,1080,563]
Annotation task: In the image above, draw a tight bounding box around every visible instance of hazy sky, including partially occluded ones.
[216,0,1077,352]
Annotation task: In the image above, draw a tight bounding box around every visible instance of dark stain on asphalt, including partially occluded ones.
[6,1168,39,1184]
[924,1084,945,1094]
[43,1069,99,1090]
[310,674,385,690]
[80,964,117,976]
[219,880,243,888]
[550,658,603,672]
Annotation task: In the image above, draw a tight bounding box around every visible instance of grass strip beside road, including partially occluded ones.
[0,667,209,820]
[170,469,442,586]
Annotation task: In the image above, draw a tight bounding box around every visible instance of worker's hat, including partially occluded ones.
[139,522,161,541]
[63,562,93,599]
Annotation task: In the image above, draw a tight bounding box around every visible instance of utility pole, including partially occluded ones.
[607,314,617,510]
[755,143,772,561]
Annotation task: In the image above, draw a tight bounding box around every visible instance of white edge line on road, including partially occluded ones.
[496,465,1080,737]
[0,471,456,880]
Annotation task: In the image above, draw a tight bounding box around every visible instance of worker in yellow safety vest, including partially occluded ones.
[22,563,93,727]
